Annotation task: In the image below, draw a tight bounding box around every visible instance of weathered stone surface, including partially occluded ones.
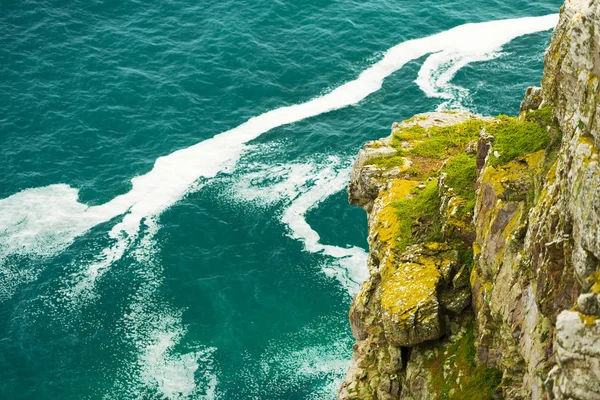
[578,293,600,316]
[547,311,600,400]
[471,149,550,398]
[539,0,600,396]
[347,140,400,212]
[379,244,458,346]
[439,172,476,243]
[542,0,600,287]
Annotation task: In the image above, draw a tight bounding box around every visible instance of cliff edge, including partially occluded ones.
[340,1,600,399]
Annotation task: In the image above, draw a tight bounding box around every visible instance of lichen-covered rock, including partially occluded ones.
[467,1,600,397]
[347,111,491,212]
[470,148,550,398]
[541,0,600,288]
[340,112,489,399]
[347,140,401,212]
[379,243,458,346]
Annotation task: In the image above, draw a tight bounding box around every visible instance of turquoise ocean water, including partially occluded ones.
[0,1,562,398]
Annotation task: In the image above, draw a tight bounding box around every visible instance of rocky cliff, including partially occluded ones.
[339,1,600,399]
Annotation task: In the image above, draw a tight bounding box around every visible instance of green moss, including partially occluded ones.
[427,322,503,400]
[404,166,435,179]
[393,180,442,252]
[368,154,405,169]
[486,115,551,167]
[402,120,484,159]
[525,106,557,130]
[442,154,477,215]
[458,247,475,273]
[392,124,428,144]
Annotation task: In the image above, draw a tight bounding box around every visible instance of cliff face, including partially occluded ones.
[340,1,600,399]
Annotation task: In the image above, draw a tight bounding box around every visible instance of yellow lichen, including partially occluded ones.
[590,271,600,295]
[374,179,419,246]
[482,281,494,293]
[578,312,598,327]
[483,150,545,196]
[545,159,558,186]
[578,135,599,167]
[424,242,450,252]
[473,243,482,257]
[380,253,441,318]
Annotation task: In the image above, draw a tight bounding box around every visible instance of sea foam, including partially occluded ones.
[216,147,367,293]
[279,161,369,294]
[0,14,559,299]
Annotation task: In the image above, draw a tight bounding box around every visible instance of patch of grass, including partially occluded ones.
[486,116,551,167]
[525,106,556,129]
[441,153,478,217]
[368,154,405,169]
[427,322,503,400]
[442,154,477,199]
[392,125,428,147]
[394,180,442,252]
[407,120,485,159]
[410,135,462,158]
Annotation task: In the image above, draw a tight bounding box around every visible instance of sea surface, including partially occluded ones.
[0,1,562,399]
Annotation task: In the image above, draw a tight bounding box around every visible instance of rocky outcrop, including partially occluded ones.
[340,111,502,399]
[340,1,600,398]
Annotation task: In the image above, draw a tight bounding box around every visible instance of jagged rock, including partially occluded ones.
[439,287,471,314]
[465,141,478,155]
[438,172,476,243]
[348,111,491,213]
[476,128,494,173]
[379,244,461,346]
[542,0,600,287]
[347,140,400,212]
[341,112,486,398]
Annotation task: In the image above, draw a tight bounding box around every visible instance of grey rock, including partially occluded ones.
[520,86,543,112]
[578,293,600,316]
[549,311,600,400]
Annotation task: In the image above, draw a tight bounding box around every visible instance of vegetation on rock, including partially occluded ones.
[486,115,551,167]
[393,180,442,252]
[425,321,503,400]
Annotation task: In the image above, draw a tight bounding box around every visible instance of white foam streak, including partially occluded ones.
[280,164,368,293]
[416,50,503,109]
[415,15,558,109]
[0,14,558,296]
